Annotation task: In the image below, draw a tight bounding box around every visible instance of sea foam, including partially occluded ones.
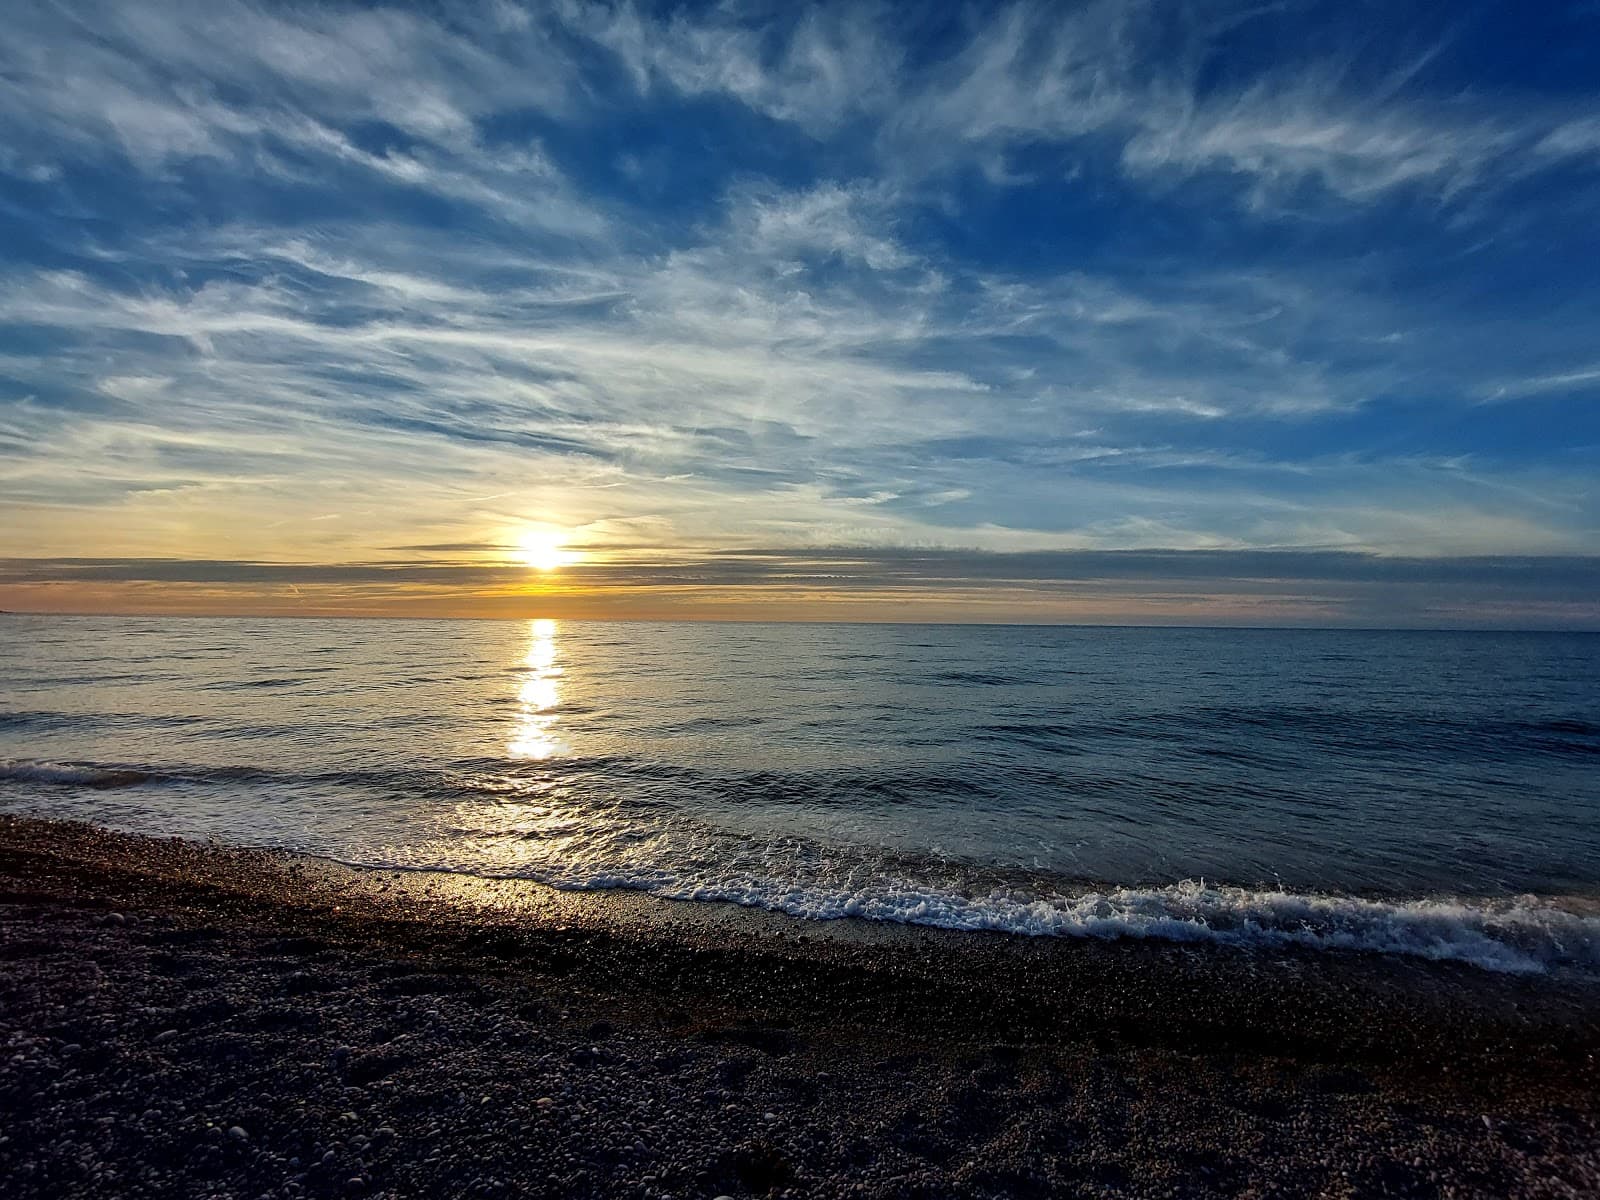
[375,826,1600,976]
[628,874,1600,974]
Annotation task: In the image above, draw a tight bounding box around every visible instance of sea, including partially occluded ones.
[3,615,1598,975]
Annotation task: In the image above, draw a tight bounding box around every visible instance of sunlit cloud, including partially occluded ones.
[1,1,1598,626]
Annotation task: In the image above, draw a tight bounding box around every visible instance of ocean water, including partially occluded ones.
[3,615,1599,975]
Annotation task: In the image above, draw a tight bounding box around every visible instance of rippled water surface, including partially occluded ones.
[4,616,1599,972]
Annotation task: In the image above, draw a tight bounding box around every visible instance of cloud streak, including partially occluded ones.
[1,1,1598,625]
[4,548,1596,628]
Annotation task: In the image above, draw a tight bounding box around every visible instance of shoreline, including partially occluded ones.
[7,768,1599,978]
[3,814,1599,1198]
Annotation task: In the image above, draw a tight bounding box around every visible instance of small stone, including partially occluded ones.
[228,1126,249,1142]
[535,1097,555,1110]
[106,913,126,926]
[154,1030,178,1044]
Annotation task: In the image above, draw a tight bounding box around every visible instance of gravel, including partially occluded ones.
[1,814,1597,1199]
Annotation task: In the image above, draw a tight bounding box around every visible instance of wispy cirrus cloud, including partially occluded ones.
[1,0,1598,625]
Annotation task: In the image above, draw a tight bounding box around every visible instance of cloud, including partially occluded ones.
[735,182,916,271]
[1534,116,1600,160]
[1118,85,1512,205]
[8,546,1600,593]
[1,0,1598,624]
[566,1,900,135]
[2,199,1595,568]
[1483,365,1600,402]
[4,549,1596,628]
[1,0,572,163]
[6,0,1596,213]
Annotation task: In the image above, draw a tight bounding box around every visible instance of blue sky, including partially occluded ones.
[1,0,1598,625]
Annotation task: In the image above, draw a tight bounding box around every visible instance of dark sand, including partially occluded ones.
[1,815,1597,1199]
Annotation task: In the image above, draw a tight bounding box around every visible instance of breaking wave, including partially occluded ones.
[0,759,153,789]
[642,875,1600,975]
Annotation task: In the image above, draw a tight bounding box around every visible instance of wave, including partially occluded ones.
[929,670,1027,686]
[0,710,212,733]
[969,707,1600,761]
[0,760,153,789]
[200,676,308,690]
[5,751,1598,975]
[343,819,1600,976]
[544,872,1600,975]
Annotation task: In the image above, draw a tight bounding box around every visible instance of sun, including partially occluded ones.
[513,529,577,572]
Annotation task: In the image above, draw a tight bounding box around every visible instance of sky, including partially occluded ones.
[1,0,1598,627]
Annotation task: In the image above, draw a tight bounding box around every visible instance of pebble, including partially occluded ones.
[4,819,1594,1200]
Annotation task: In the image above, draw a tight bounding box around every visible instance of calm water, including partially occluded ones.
[3,616,1599,973]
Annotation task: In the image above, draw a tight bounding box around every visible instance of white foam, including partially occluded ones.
[11,771,1597,975]
[480,856,1596,975]
[627,876,1596,974]
[332,812,1600,975]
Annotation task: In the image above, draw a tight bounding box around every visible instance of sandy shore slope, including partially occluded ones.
[1,815,1596,1199]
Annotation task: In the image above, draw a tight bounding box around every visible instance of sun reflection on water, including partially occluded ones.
[507,618,564,760]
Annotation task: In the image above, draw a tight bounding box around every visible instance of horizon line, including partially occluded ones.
[4,609,1595,636]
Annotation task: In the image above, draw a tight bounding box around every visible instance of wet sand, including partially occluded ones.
[1,814,1597,1199]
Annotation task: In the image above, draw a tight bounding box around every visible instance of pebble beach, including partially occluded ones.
[2,815,1598,1199]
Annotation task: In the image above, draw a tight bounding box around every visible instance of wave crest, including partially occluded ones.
[529,865,1600,975]
[0,759,152,789]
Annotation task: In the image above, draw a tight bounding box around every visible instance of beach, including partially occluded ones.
[2,815,1596,1199]
[4,1,1599,1194]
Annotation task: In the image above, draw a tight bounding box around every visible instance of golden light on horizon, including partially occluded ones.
[513,529,578,572]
